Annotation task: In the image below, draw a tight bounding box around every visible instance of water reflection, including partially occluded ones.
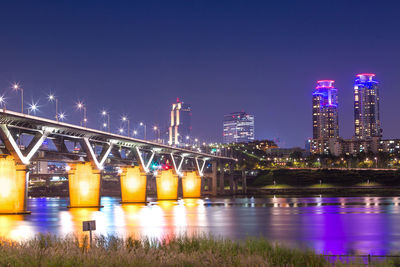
[0,196,399,255]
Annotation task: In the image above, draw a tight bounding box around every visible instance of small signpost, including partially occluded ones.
[82,220,96,245]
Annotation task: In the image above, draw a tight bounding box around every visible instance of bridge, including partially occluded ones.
[0,109,237,214]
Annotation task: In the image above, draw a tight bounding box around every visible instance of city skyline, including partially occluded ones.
[1,1,400,147]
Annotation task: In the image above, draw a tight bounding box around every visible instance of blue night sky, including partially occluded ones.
[0,0,399,147]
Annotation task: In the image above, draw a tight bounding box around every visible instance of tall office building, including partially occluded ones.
[223,112,255,144]
[312,80,339,139]
[354,73,381,139]
[168,98,192,145]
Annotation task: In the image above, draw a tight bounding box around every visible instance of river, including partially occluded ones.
[1,196,399,255]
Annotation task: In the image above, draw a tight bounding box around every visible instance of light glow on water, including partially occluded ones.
[0,196,399,255]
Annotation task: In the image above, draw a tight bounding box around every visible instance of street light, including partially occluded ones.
[374,157,378,168]
[48,93,59,122]
[140,122,147,140]
[0,95,6,109]
[118,128,124,134]
[101,110,110,132]
[76,101,87,127]
[122,116,130,137]
[12,82,23,113]
[28,101,39,115]
[133,130,137,136]
[153,126,160,142]
[58,112,66,121]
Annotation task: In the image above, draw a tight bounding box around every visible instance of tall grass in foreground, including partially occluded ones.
[0,234,397,266]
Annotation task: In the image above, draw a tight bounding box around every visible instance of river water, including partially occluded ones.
[1,196,400,255]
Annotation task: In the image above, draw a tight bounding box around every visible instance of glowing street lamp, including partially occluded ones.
[12,82,23,113]
[153,125,160,142]
[133,130,137,136]
[28,101,39,115]
[122,116,130,137]
[76,101,87,127]
[118,128,124,134]
[58,112,66,121]
[101,110,110,132]
[48,93,59,122]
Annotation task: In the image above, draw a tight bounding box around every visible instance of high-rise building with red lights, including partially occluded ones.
[354,73,381,139]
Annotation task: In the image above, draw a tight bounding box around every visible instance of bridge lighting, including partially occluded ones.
[133,130,137,136]
[12,82,24,113]
[121,116,130,136]
[58,112,66,121]
[47,93,59,121]
[101,110,110,132]
[76,101,87,127]
[28,101,39,115]
[119,128,124,134]
[0,95,5,107]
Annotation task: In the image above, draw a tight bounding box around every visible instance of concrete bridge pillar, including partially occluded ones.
[242,170,247,194]
[219,161,225,195]
[120,166,147,203]
[68,162,102,208]
[211,161,217,196]
[156,169,179,200]
[0,156,29,214]
[182,171,201,198]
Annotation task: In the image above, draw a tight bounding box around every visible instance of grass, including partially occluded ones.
[0,234,329,266]
[0,234,398,266]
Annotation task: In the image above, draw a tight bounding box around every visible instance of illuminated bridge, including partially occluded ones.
[0,109,238,214]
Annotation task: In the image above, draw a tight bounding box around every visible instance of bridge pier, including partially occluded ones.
[219,161,225,195]
[156,169,179,200]
[0,156,30,214]
[182,171,202,198]
[68,162,102,208]
[120,166,147,203]
[211,161,217,196]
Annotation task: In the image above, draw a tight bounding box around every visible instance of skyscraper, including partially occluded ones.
[223,112,255,144]
[168,98,192,146]
[354,73,381,139]
[312,80,339,139]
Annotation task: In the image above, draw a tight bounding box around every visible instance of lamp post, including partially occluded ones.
[122,116,130,137]
[48,94,59,122]
[374,157,378,168]
[153,126,160,143]
[76,102,87,127]
[12,83,23,113]
[140,122,147,140]
[0,95,6,109]
[101,110,110,132]
[133,130,137,136]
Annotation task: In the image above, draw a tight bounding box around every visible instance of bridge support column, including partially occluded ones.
[211,161,217,196]
[156,169,178,200]
[219,161,225,195]
[120,166,147,203]
[68,162,102,208]
[0,156,30,214]
[241,170,247,194]
[182,171,201,198]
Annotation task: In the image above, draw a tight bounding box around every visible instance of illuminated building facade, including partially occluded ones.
[223,112,255,144]
[354,73,381,139]
[312,80,339,140]
[168,99,192,146]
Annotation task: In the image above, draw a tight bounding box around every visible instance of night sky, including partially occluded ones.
[0,0,399,147]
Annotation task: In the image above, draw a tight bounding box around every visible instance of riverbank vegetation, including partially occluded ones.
[0,234,331,266]
[0,234,399,266]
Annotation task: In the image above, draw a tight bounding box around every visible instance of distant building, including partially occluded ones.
[223,112,255,143]
[247,139,278,151]
[312,80,339,139]
[354,73,382,139]
[168,99,192,146]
